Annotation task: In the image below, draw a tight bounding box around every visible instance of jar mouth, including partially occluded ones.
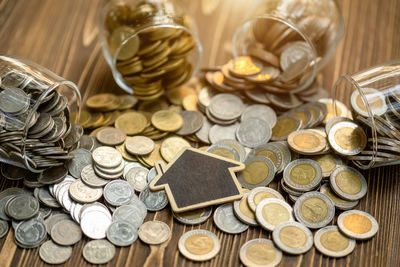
[232,15,318,93]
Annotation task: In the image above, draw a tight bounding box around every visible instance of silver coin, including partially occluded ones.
[61,187,73,212]
[80,209,112,239]
[138,220,171,245]
[206,144,241,162]
[176,111,205,135]
[125,136,155,155]
[195,118,213,144]
[95,160,125,175]
[178,229,221,262]
[147,167,157,183]
[213,203,248,234]
[173,207,213,225]
[255,198,294,231]
[68,148,92,178]
[208,123,238,144]
[239,238,282,267]
[6,194,39,220]
[51,219,82,246]
[79,202,111,221]
[81,164,109,187]
[319,183,359,210]
[241,104,277,128]
[69,179,103,203]
[124,162,147,178]
[139,186,168,211]
[247,187,285,212]
[252,143,283,172]
[270,141,292,173]
[0,87,29,114]
[93,165,123,180]
[236,118,271,148]
[272,221,313,255]
[314,226,356,257]
[39,240,72,264]
[337,210,378,240]
[0,219,9,238]
[125,166,149,192]
[209,93,245,120]
[92,146,122,168]
[113,205,145,229]
[328,121,367,156]
[238,156,276,189]
[83,239,115,264]
[79,134,95,151]
[329,165,367,201]
[106,220,138,246]
[104,180,135,206]
[44,213,71,235]
[127,197,148,219]
[233,193,258,226]
[283,159,323,192]
[294,191,335,229]
[15,218,47,248]
[38,187,60,208]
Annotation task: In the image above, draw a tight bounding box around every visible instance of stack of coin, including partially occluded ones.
[105,1,197,100]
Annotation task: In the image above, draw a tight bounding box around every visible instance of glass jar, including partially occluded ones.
[0,55,81,172]
[333,60,400,169]
[99,0,202,100]
[232,0,344,93]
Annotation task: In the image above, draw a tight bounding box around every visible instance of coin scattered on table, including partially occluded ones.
[239,238,282,267]
[233,193,258,226]
[255,198,294,231]
[83,239,115,264]
[337,210,378,240]
[106,220,138,246]
[213,203,248,234]
[173,207,213,225]
[178,229,221,261]
[272,221,313,255]
[329,166,367,201]
[138,221,170,245]
[39,240,72,264]
[247,187,284,212]
[314,226,356,257]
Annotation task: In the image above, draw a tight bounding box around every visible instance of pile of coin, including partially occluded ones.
[0,71,81,172]
[105,1,196,100]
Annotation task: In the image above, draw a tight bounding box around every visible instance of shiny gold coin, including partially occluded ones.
[160,136,191,162]
[337,210,378,240]
[271,116,302,141]
[86,93,120,111]
[229,56,262,77]
[166,85,197,106]
[287,129,326,154]
[182,94,199,111]
[115,111,148,135]
[151,110,183,132]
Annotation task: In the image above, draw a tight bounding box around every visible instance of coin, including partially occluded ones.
[178,229,221,261]
[314,225,356,257]
[124,136,155,155]
[151,110,183,132]
[86,93,119,110]
[138,220,170,245]
[69,179,103,203]
[51,219,82,246]
[272,221,313,255]
[287,129,326,154]
[115,111,148,135]
[252,143,283,172]
[195,118,213,144]
[208,94,244,120]
[213,203,248,234]
[255,198,294,231]
[247,187,285,212]
[113,204,146,229]
[39,240,72,264]
[104,180,135,206]
[351,88,387,117]
[173,207,213,225]
[176,110,204,135]
[96,127,126,146]
[139,186,168,211]
[238,156,276,189]
[0,219,9,238]
[294,191,335,229]
[233,193,258,226]
[236,118,272,148]
[337,210,378,240]
[206,144,241,161]
[80,208,112,239]
[15,218,47,248]
[328,121,367,156]
[310,153,343,177]
[160,136,191,162]
[208,123,238,144]
[68,148,92,178]
[271,115,302,141]
[81,165,109,187]
[241,104,277,128]
[182,94,199,111]
[239,238,282,267]
[106,220,138,246]
[125,166,149,192]
[6,194,39,220]
[229,56,262,77]
[83,239,115,264]
[330,166,367,201]
[92,146,122,168]
[320,183,359,210]
[283,159,323,192]
[318,98,351,123]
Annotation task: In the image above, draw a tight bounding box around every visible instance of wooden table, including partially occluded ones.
[0,0,399,266]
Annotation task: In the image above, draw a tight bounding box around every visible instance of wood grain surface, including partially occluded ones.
[0,0,399,266]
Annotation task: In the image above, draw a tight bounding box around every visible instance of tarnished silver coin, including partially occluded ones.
[247,187,285,212]
[173,207,213,225]
[125,136,155,155]
[44,213,71,235]
[6,194,39,220]
[283,159,323,192]
[320,183,359,210]
[236,118,271,148]
[138,220,170,245]
[15,218,47,248]
[337,210,378,240]
[69,179,103,203]
[39,240,72,264]
[79,134,96,151]
[104,180,135,206]
[106,220,138,246]
[294,191,335,229]
[68,148,92,178]
[255,198,294,231]
[238,156,276,189]
[92,146,122,168]
[50,219,82,246]
[96,127,126,146]
[139,186,168,211]
[81,165,109,187]
[38,187,60,208]
[125,166,149,192]
[195,118,213,144]
[208,93,244,120]
[83,239,115,264]
[233,193,258,226]
[208,123,239,144]
[314,226,356,257]
[113,204,146,229]
[213,203,248,234]
[329,166,367,201]
[239,238,282,267]
[272,221,313,255]
[80,209,112,239]
[241,104,277,128]
[176,110,205,135]
[0,219,9,238]
[178,229,221,262]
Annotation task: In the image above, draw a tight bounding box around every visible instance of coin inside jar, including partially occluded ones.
[255,198,294,231]
[178,229,221,262]
[238,156,276,189]
[337,210,378,240]
[283,159,322,192]
[239,238,282,267]
[351,88,387,117]
[272,221,313,255]
[328,121,367,156]
[314,226,356,257]
[329,166,367,201]
[287,129,326,154]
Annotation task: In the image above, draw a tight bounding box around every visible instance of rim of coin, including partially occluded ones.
[213,203,249,234]
[325,116,353,135]
[294,191,335,229]
[233,193,258,226]
[351,88,387,117]
[319,183,359,210]
[328,121,367,156]
[255,198,294,231]
[270,142,292,173]
[337,210,379,240]
[238,156,276,189]
[330,166,367,201]
[178,229,221,262]
[69,179,103,203]
[239,238,282,267]
[272,221,313,255]
[82,239,115,264]
[173,207,213,225]
[106,220,138,246]
[318,98,351,124]
[0,219,9,238]
[125,136,155,156]
[241,104,277,128]
[247,187,285,212]
[311,153,343,178]
[138,186,168,211]
[283,159,323,192]
[236,117,272,148]
[287,129,327,154]
[314,226,356,257]
[39,240,72,264]
[138,220,171,245]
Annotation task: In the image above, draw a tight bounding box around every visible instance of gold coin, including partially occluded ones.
[310,153,343,177]
[272,221,313,255]
[137,99,169,113]
[151,110,183,132]
[70,110,91,126]
[115,111,148,135]
[182,94,199,111]
[229,56,261,77]
[271,116,301,141]
[287,129,326,154]
[330,166,367,201]
[256,199,293,231]
[85,112,105,129]
[185,234,214,255]
[208,147,236,160]
[314,226,356,257]
[178,230,220,261]
[300,197,328,223]
[139,142,165,167]
[86,93,119,110]
[117,95,138,110]
[160,136,191,162]
[115,142,138,162]
[337,210,378,240]
[166,85,197,105]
